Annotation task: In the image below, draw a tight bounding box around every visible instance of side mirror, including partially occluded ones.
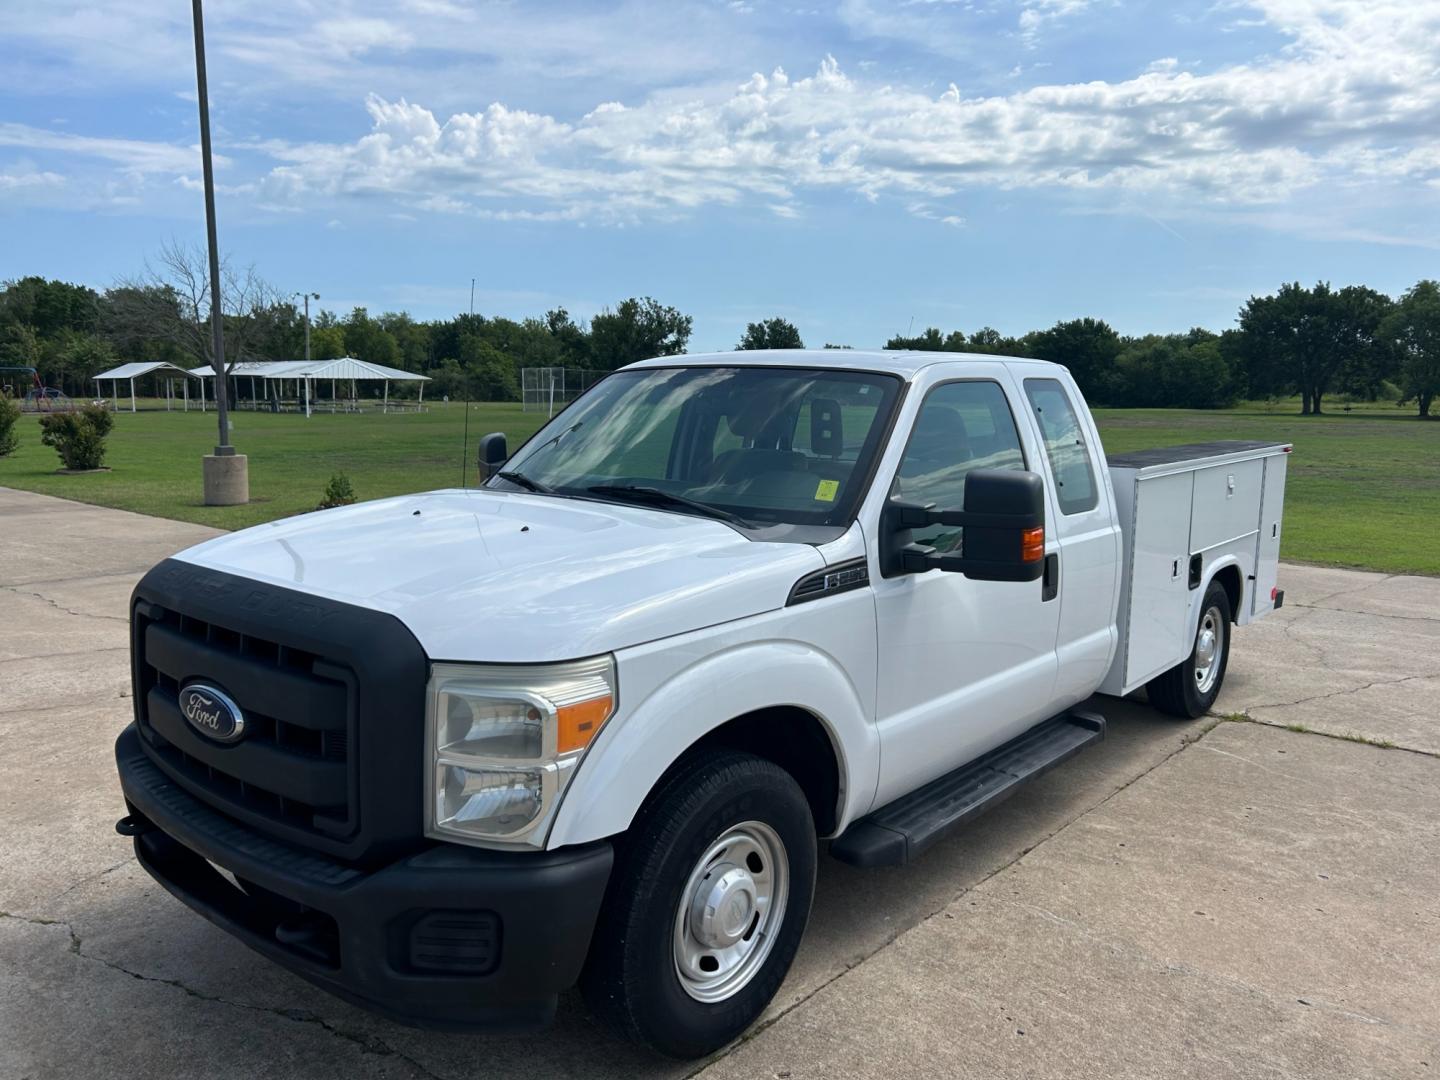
[477,432,508,479]
[880,469,1046,582]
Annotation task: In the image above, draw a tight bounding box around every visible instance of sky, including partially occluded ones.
[2,0,1438,351]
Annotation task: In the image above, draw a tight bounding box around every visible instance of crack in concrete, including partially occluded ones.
[0,584,129,624]
[1238,671,1440,714]
[50,859,132,903]
[1291,601,1440,625]
[1224,714,1440,760]
[0,911,447,1080]
[1299,573,1398,607]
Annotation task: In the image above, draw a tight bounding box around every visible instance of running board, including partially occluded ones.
[830,709,1106,868]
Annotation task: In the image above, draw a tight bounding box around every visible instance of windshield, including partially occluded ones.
[492,365,903,528]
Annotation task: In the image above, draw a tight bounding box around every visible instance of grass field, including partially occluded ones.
[3,399,1437,575]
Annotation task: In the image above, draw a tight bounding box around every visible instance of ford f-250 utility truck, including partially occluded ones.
[113,349,1289,1058]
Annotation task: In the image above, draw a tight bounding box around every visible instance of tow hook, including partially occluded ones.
[115,813,154,838]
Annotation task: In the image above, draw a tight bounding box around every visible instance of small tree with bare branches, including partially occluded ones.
[111,240,282,434]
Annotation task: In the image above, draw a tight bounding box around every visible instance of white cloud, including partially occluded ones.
[247,2,1440,229]
[1018,0,1101,45]
[0,167,65,190]
[0,123,208,174]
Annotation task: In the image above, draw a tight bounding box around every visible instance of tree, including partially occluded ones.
[1332,286,1397,400]
[457,336,519,401]
[0,277,100,340]
[1024,318,1122,403]
[884,327,963,351]
[0,396,20,458]
[545,308,592,369]
[1237,282,1389,415]
[1112,332,1242,409]
[1380,280,1440,418]
[588,297,692,370]
[307,323,347,361]
[51,332,116,397]
[342,307,400,367]
[738,317,804,350]
[379,311,431,371]
[965,327,1026,356]
[112,240,281,377]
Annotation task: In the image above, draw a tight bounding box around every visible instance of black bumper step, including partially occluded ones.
[831,709,1106,867]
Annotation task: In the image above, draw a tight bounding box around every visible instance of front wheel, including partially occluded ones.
[580,750,816,1059]
[1147,580,1233,718]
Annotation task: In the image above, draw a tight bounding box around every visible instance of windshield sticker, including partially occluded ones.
[814,479,840,502]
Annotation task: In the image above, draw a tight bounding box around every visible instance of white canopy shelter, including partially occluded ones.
[187,358,430,416]
[92,361,203,413]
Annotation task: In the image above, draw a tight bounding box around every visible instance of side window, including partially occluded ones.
[892,381,1026,553]
[1024,378,1098,515]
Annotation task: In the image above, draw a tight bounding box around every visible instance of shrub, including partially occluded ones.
[318,472,357,510]
[39,405,114,471]
[0,396,20,458]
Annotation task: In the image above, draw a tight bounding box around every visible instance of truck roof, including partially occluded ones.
[624,348,1063,379]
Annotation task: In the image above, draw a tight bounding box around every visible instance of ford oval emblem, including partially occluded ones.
[178,683,246,743]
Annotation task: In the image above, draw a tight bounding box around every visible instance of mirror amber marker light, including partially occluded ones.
[1021,527,1045,564]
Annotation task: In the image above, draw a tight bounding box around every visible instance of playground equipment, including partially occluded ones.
[0,366,76,413]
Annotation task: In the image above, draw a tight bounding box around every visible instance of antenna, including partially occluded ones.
[470,278,475,317]
[907,315,915,336]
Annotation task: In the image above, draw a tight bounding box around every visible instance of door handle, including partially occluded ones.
[1042,553,1059,602]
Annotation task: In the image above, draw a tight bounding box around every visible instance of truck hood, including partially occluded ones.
[171,489,825,662]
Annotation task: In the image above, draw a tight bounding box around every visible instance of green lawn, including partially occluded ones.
[3,399,1437,575]
[1093,404,1440,576]
[0,403,551,531]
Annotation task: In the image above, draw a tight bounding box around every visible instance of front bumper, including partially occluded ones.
[115,724,613,1031]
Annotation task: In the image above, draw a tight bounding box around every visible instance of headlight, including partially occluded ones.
[425,656,616,847]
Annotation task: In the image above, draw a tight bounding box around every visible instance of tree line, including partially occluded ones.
[2,251,1436,417]
[878,281,1440,417]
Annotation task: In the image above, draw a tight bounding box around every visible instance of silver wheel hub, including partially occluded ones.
[673,821,789,1003]
[1193,604,1224,695]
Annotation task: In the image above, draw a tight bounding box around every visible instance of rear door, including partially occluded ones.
[868,364,1062,807]
[1016,371,1121,702]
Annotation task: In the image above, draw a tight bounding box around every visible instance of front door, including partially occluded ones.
[868,370,1062,808]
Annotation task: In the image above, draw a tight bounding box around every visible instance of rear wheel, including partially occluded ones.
[580,750,816,1059]
[1147,580,1232,718]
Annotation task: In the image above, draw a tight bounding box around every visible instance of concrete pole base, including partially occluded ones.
[203,453,250,506]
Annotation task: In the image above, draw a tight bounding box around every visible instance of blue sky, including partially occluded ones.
[3,0,1437,351]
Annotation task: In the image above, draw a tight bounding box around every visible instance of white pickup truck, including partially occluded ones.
[114,349,1289,1058]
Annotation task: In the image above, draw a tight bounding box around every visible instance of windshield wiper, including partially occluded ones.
[495,470,553,494]
[585,484,750,527]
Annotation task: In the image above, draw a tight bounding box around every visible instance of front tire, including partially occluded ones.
[580,750,816,1059]
[1147,580,1232,718]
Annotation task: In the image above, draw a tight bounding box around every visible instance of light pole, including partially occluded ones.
[292,291,320,362]
[191,0,247,505]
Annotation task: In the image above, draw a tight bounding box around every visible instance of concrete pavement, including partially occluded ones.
[2,486,1437,1079]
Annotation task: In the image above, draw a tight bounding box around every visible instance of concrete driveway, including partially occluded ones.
[2,486,1437,1079]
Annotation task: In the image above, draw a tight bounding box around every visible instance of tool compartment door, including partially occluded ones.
[1123,470,1195,688]
[1252,453,1288,617]
[1189,458,1265,553]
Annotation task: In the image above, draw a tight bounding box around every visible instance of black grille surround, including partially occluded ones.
[130,558,430,866]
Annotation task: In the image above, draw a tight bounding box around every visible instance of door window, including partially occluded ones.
[1024,378,1098,515]
[892,380,1027,553]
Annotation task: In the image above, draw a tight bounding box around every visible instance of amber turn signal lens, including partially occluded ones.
[556,695,613,754]
[1020,526,1045,563]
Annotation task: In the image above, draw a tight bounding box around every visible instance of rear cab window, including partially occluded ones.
[1023,377,1098,515]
